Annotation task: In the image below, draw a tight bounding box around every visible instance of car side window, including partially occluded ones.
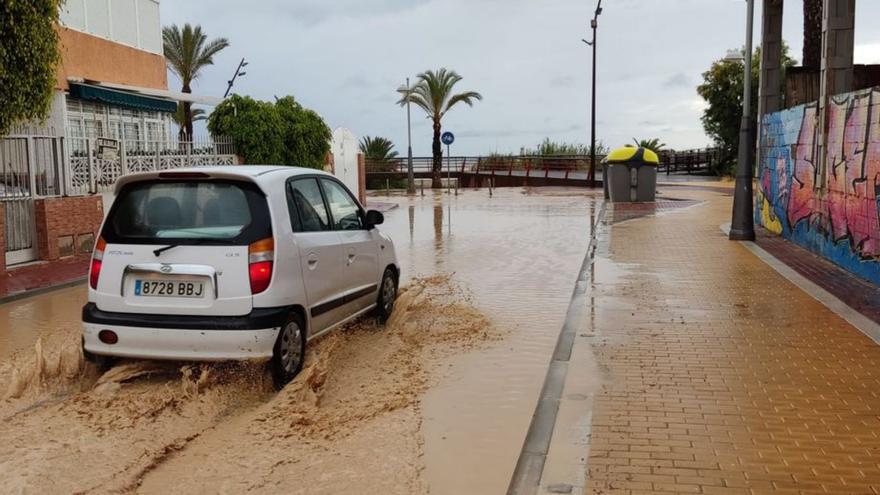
[288,178,330,232]
[320,179,363,231]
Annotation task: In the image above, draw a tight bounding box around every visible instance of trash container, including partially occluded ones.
[603,146,659,202]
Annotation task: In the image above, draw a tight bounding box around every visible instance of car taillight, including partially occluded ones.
[89,237,106,290]
[248,237,274,294]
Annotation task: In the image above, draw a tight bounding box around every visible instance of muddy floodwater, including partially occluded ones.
[0,187,599,494]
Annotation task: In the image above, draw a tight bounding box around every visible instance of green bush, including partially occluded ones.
[208,94,330,168]
[0,0,61,136]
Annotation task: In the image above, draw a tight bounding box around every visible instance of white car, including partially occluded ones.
[82,166,399,386]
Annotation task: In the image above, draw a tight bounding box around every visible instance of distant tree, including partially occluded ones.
[173,105,206,129]
[163,24,229,139]
[275,96,331,169]
[0,0,61,136]
[359,136,399,161]
[207,95,331,168]
[696,45,795,175]
[632,138,666,153]
[398,68,481,188]
[208,95,284,164]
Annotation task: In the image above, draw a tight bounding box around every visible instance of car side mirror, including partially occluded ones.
[364,209,384,229]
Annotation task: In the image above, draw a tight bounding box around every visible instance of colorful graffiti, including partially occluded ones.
[756,87,880,284]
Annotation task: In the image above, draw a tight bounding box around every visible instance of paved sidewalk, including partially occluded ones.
[755,231,880,327]
[585,188,880,494]
[1,258,89,301]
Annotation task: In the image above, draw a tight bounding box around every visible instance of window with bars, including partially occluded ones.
[65,98,172,151]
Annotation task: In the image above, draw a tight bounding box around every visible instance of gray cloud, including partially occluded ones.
[549,75,577,88]
[662,73,691,88]
[161,0,880,154]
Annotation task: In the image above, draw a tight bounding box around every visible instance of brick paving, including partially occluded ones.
[607,200,703,225]
[754,229,880,327]
[1,257,89,299]
[586,189,880,495]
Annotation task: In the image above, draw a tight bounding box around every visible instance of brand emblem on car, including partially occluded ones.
[160,264,173,273]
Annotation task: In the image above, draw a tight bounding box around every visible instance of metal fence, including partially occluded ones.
[1,131,236,265]
[365,149,721,177]
[0,133,66,264]
[66,135,237,195]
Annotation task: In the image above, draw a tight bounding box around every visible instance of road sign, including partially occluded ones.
[441,131,454,145]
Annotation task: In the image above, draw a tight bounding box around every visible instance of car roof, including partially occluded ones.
[113,165,333,193]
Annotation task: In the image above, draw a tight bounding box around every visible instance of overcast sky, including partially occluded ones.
[162,0,880,155]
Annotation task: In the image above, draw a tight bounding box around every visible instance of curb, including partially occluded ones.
[507,203,606,495]
[0,276,86,306]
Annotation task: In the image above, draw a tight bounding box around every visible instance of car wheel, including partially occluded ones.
[376,268,397,323]
[82,340,116,371]
[271,314,306,388]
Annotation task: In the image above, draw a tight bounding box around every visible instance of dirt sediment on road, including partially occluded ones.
[0,275,495,494]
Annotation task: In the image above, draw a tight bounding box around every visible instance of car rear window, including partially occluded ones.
[102,179,271,245]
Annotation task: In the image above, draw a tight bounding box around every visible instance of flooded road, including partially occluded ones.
[376,188,599,493]
[0,187,599,494]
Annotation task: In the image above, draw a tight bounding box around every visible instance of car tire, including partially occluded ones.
[82,341,116,371]
[376,268,398,324]
[271,313,306,389]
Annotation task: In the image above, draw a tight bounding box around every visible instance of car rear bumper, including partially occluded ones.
[82,303,287,361]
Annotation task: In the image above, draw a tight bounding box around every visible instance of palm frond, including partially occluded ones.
[359,136,399,161]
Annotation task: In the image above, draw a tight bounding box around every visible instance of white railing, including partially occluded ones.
[66,135,237,195]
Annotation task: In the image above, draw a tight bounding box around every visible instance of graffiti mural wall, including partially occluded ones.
[756,87,880,284]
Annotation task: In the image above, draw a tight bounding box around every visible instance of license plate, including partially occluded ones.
[135,279,206,298]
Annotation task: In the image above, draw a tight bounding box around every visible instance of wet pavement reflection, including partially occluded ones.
[374,187,601,494]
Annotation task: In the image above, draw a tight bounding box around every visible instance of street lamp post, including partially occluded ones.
[582,0,603,188]
[729,0,756,241]
[397,77,416,194]
[223,58,248,98]
[398,79,416,194]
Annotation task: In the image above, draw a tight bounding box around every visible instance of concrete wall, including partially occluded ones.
[59,0,163,54]
[756,86,880,283]
[55,26,168,91]
[33,196,104,261]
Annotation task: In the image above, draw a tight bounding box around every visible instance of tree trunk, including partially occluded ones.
[182,82,194,141]
[431,117,442,189]
[803,0,823,69]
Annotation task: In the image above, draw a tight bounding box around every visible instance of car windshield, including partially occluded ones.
[104,180,270,244]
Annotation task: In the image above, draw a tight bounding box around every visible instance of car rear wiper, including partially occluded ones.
[153,244,180,257]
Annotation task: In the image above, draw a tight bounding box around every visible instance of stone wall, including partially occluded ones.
[756,86,880,283]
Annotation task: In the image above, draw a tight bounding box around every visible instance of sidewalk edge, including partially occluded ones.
[721,223,880,345]
[0,277,86,306]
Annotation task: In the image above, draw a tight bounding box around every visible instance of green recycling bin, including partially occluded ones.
[603,146,659,202]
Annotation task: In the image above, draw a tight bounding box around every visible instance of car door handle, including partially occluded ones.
[347,253,356,265]
[307,253,318,270]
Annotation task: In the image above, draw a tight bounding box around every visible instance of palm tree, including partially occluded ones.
[172,105,206,131]
[163,23,229,139]
[632,138,666,153]
[397,68,482,188]
[359,136,399,161]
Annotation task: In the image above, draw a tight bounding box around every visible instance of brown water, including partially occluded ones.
[375,187,599,493]
[0,187,599,494]
[0,285,86,361]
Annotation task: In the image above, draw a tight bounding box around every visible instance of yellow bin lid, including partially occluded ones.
[605,146,659,165]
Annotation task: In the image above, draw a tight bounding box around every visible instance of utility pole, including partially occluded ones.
[582,0,603,188]
[224,58,248,98]
[729,0,756,241]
